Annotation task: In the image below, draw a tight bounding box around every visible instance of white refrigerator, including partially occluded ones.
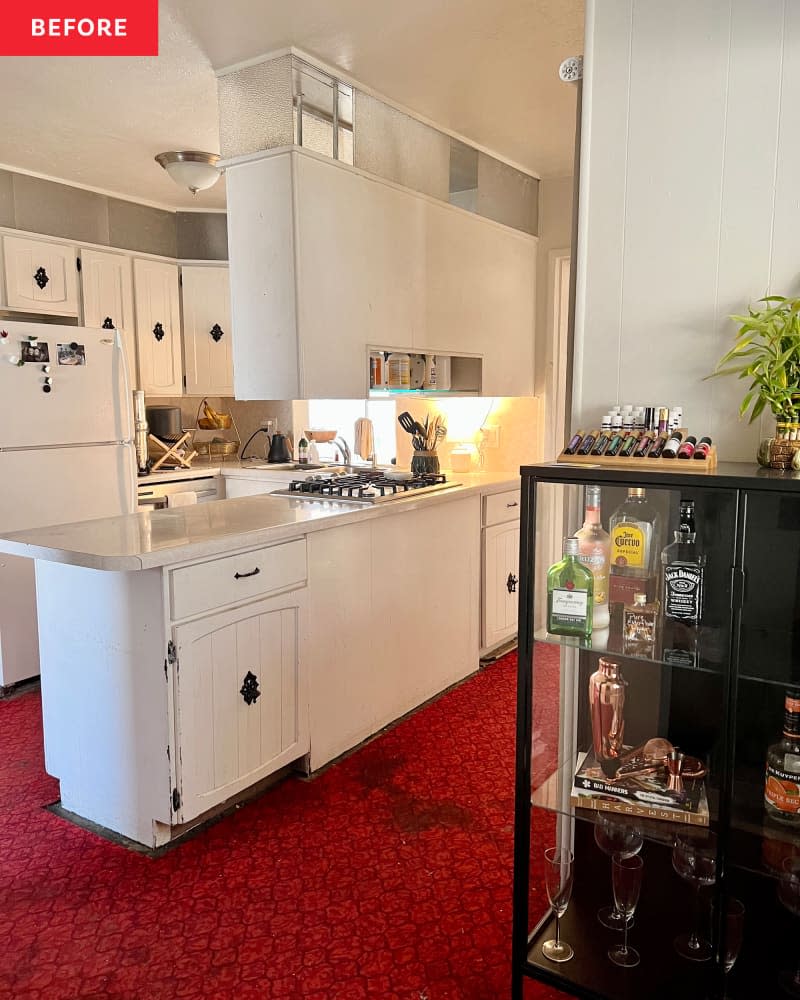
[0,321,136,686]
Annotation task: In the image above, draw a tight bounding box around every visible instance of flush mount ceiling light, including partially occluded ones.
[154,151,221,195]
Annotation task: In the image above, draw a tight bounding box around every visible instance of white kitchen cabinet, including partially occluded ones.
[307,494,481,769]
[181,265,233,396]
[173,590,306,823]
[133,258,183,395]
[223,476,293,498]
[79,248,137,386]
[481,489,521,652]
[2,235,79,316]
[225,148,536,399]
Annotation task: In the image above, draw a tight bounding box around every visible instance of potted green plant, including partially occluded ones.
[708,295,800,466]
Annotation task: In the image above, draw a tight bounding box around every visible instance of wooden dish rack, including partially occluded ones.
[557,430,718,474]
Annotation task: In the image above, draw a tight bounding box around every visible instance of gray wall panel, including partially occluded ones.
[107,198,178,258]
[12,174,110,245]
[0,170,15,228]
[176,212,228,260]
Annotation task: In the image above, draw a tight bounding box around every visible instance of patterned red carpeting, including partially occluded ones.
[0,649,567,1000]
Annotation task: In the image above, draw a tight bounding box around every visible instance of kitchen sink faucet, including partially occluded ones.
[335,437,352,465]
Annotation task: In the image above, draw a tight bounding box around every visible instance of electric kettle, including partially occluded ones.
[267,432,292,464]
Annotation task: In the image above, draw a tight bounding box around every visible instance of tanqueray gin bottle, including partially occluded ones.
[547,537,594,640]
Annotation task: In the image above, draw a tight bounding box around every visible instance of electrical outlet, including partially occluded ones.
[260,418,276,433]
[481,425,500,449]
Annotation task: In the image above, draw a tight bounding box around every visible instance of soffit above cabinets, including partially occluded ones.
[0,1,581,211]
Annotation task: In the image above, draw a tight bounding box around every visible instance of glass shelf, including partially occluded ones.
[532,626,727,677]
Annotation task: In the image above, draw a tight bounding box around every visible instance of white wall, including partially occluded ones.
[535,175,574,396]
[574,0,800,461]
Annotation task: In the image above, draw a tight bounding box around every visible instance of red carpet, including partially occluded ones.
[0,649,567,1000]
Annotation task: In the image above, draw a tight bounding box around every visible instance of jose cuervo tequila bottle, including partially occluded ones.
[576,485,611,629]
[547,537,594,639]
[609,487,660,607]
[661,500,706,625]
[765,690,800,826]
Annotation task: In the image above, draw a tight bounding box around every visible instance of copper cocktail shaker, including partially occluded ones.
[589,657,627,759]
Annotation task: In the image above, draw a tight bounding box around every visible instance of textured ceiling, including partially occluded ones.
[0,0,583,211]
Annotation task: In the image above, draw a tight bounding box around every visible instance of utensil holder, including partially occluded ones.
[411,450,440,475]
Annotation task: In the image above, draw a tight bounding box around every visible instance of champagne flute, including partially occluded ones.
[672,829,717,962]
[608,854,643,968]
[778,857,800,996]
[712,897,744,998]
[594,811,644,929]
[542,847,574,963]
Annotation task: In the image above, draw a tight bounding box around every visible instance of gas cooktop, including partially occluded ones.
[271,470,457,505]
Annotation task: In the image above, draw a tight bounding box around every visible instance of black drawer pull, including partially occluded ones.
[506,501,519,508]
[234,567,261,580]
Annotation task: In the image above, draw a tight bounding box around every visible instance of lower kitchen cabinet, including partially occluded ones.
[173,590,306,823]
[307,495,481,769]
[481,488,521,653]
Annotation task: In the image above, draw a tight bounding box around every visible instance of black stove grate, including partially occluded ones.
[287,471,447,500]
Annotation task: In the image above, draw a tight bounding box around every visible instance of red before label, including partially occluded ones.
[1,1,158,55]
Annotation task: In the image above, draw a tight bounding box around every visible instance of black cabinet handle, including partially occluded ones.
[153,322,165,341]
[210,323,224,342]
[234,567,260,580]
[507,573,518,593]
[102,317,115,329]
[506,501,519,508]
[34,266,49,290]
[240,670,261,705]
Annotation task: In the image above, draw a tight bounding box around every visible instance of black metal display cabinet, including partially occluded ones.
[512,462,800,1000]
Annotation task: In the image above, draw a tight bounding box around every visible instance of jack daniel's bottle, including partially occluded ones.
[661,500,705,625]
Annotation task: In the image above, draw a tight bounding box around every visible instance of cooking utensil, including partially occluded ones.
[398,412,417,435]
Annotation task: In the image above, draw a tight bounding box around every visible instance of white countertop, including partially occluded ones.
[0,471,520,572]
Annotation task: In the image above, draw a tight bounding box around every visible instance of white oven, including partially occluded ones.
[137,475,222,510]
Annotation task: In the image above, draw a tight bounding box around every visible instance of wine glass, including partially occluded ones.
[713,897,744,998]
[594,811,644,929]
[672,829,717,961]
[542,847,574,963]
[608,854,643,968]
[778,857,800,995]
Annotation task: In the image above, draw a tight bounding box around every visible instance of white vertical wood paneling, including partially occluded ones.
[576,0,800,461]
[713,0,785,457]
[211,623,238,790]
[280,608,298,751]
[236,611,263,778]
[573,0,633,424]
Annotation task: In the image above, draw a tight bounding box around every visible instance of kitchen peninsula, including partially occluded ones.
[0,476,515,848]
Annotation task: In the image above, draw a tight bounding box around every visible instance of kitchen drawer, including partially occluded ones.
[483,489,521,527]
[170,539,307,619]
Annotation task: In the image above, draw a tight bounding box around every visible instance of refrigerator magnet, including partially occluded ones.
[20,342,50,364]
[57,343,86,366]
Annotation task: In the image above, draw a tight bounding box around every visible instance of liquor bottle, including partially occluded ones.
[547,537,594,639]
[609,488,661,607]
[622,592,660,656]
[661,500,706,625]
[764,690,800,826]
[588,657,627,760]
[576,485,611,629]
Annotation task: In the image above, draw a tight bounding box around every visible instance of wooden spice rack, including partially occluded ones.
[557,430,718,473]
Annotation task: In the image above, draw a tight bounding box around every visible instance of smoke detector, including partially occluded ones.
[559,56,583,83]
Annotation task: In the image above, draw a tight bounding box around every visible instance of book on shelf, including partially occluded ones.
[571,749,709,827]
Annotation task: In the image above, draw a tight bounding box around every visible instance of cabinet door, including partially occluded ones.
[223,476,292,498]
[133,258,183,395]
[181,265,233,396]
[3,235,79,315]
[79,248,137,387]
[482,520,520,650]
[173,590,307,823]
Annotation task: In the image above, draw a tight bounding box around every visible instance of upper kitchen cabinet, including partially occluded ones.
[133,258,183,396]
[181,264,233,397]
[79,248,136,386]
[225,148,536,400]
[2,235,79,316]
